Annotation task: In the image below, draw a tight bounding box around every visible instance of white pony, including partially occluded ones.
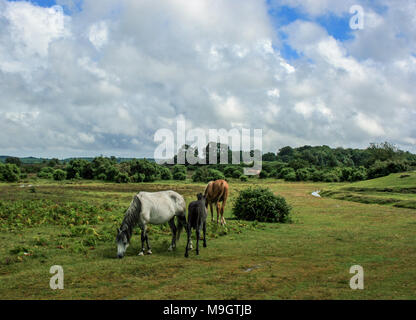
[116,190,187,258]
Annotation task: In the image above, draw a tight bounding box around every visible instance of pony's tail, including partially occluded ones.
[176,213,186,241]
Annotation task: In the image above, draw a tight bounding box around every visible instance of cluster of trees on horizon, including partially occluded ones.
[1,142,415,184]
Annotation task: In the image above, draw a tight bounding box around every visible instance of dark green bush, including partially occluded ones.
[0,163,20,182]
[280,167,295,180]
[240,175,248,182]
[311,170,324,182]
[130,159,161,182]
[233,187,291,223]
[284,171,297,181]
[232,167,244,178]
[192,167,225,182]
[296,168,311,181]
[259,170,269,179]
[97,173,107,181]
[322,171,340,182]
[53,169,66,181]
[160,166,173,180]
[131,173,145,183]
[350,166,367,181]
[37,167,54,179]
[367,160,409,179]
[173,172,187,181]
[115,172,129,183]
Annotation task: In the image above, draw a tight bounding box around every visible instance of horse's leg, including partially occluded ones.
[221,200,227,226]
[196,228,200,255]
[185,223,191,258]
[168,217,177,251]
[209,202,214,222]
[138,226,145,256]
[144,226,152,255]
[216,202,221,224]
[203,221,207,248]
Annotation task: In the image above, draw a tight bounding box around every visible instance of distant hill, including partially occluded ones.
[0,156,154,164]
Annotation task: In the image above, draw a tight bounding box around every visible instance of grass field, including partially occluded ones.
[321,171,416,209]
[0,177,415,299]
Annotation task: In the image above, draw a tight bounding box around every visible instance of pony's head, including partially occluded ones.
[116,226,129,259]
[197,193,205,200]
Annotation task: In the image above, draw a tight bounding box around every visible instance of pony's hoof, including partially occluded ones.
[168,246,173,252]
[147,250,152,255]
[203,243,207,248]
[185,252,189,258]
[138,251,144,256]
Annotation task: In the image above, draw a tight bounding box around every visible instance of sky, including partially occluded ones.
[0,0,415,158]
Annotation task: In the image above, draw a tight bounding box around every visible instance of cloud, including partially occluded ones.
[0,0,415,158]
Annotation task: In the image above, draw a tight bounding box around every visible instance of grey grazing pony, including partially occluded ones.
[185,193,208,258]
[116,191,187,258]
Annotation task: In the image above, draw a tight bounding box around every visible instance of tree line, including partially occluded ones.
[1,142,415,183]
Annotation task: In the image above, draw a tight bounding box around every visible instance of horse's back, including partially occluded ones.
[138,190,186,214]
[205,180,229,203]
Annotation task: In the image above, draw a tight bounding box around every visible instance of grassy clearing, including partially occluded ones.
[0,178,415,299]
[321,172,416,209]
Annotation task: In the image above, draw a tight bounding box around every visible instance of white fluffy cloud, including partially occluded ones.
[0,0,415,158]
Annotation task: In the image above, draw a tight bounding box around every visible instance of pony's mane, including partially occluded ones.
[121,195,141,241]
[203,181,211,198]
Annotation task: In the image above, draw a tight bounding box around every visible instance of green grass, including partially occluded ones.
[0,178,415,299]
[321,172,416,209]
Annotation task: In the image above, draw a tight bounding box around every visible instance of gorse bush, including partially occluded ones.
[233,187,291,223]
[192,167,225,182]
[368,160,410,179]
[0,163,20,182]
[240,175,248,182]
[53,169,66,181]
[159,166,173,180]
[37,167,54,179]
[172,165,187,180]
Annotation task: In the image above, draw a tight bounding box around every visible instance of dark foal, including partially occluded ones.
[185,193,207,258]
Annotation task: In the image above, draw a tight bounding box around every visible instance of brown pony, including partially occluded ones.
[204,179,229,225]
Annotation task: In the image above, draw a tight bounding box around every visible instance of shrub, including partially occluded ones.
[259,170,269,179]
[0,163,20,182]
[66,159,90,179]
[367,160,409,179]
[97,173,107,181]
[37,167,54,179]
[311,170,324,182]
[192,168,225,183]
[172,164,186,174]
[173,172,187,181]
[232,167,244,178]
[115,172,129,183]
[131,173,145,183]
[53,169,66,181]
[224,166,236,178]
[233,187,291,223]
[279,167,295,179]
[322,171,340,182]
[160,166,173,180]
[240,175,248,182]
[296,168,311,181]
[350,166,367,181]
[284,171,297,181]
[130,159,161,182]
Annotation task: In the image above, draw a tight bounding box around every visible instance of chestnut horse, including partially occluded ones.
[204,179,229,225]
